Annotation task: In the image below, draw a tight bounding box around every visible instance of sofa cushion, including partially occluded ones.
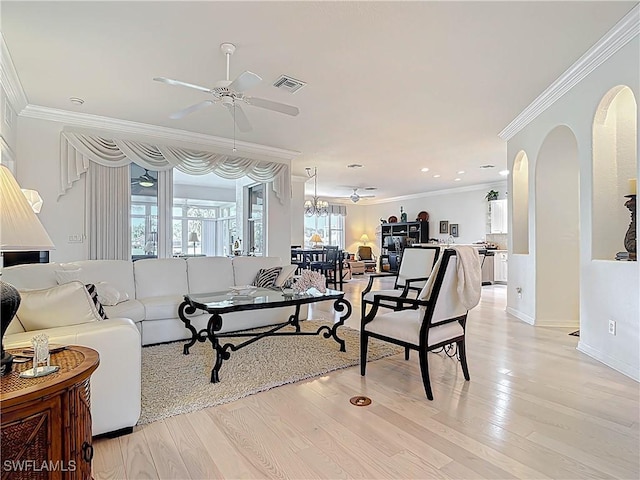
[134,258,189,298]
[5,317,25,335]
[186,256,234,294]
[65,260,136,301]
[232,256,282,286]
[55,268,82,285]
[138,295,184,321]
[2,263,62,290]
[16,281,102,331]
[102,298,145,323]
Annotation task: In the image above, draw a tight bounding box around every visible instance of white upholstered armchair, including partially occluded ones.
[360,247,481,400]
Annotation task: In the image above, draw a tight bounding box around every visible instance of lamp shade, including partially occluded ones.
[360,234,370,244]
[310,233,323,243]
[188,231,199,243]
[1,166,54,251]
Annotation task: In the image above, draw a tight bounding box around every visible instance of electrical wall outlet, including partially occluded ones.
[516,287,523,299]
[68,234,83,243]
[608,319,616,335]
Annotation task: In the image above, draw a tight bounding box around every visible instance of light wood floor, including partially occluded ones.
[93,276,639,479]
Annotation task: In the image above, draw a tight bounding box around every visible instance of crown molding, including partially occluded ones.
[499,4,639,141]
[365,181,507,205]
[0,33,28,113]
[19,105,301,161]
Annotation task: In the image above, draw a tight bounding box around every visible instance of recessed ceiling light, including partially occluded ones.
[347,164,363,169]
[479,164,495,169]
[433,174,441,178]
[457,170,465,174]
[69,97,84,105]
[499,170,510,176]
[454,178,461,182]
[421,167,429,172]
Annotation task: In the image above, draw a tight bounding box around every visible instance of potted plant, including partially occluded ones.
[485,190,499,201]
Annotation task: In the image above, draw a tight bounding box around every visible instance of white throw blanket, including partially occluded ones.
[452,246,482,309]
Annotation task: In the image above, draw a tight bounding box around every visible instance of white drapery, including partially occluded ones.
[59,130,290,203]
[86,163,131,260]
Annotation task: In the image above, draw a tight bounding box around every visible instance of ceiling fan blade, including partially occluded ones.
[244,97,299,116]
[228,71,262,93]
[225,103,253,132]
[169,100,214,119]
[154,77,212,93]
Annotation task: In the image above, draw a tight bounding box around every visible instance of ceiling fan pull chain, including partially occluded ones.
[233,103,237,152]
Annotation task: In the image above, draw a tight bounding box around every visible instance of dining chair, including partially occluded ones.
[310,246,341,288]
[360,248,481,400]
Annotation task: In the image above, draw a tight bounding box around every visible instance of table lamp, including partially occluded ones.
[360,234,370,245]
[310,233,323,248]
[188,231,199,255]
[1,165,55,375]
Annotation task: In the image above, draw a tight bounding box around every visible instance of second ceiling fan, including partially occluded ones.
[154,43,300,132]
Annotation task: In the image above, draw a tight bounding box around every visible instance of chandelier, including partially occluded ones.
[304,167,329,217]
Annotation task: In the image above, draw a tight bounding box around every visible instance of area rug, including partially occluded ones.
[139,321,402,425]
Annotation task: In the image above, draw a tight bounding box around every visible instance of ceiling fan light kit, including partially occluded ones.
[154,42,300,136]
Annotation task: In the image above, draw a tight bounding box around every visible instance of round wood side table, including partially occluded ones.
[1,345,100,480]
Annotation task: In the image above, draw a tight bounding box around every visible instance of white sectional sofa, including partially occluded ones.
[2,255,298,436]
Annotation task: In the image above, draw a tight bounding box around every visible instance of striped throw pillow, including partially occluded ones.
[85,283,108,320]
[253,267,282,288]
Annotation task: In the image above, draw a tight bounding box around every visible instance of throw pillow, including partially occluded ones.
[274,264,298,288]
[16,281,103,331]
[95,281,130,306]
[85,284,108,320]
[253,266,282,288]
[55,268,82,285]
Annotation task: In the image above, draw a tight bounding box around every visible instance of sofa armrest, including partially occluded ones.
[5,318,141,436]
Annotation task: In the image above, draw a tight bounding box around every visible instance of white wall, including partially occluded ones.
[290,177,305,246]
[0,86,18,172]
[344,182,507,256]
[506,37,639,380]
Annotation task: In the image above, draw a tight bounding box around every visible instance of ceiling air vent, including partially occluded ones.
[273,75,307,93]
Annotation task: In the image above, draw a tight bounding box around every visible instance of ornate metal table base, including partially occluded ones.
[179,296,352,383]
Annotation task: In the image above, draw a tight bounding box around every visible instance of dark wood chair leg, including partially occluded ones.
[418,349,434,400]
[360,331,369,376]
[458,339,470,381]
[404,347,410,360]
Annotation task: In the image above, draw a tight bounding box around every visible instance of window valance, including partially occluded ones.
[59,130,290,203]
[328,204,348,216]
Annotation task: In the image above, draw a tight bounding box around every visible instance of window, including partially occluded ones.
[131,164,158,259]
[304,214,345,248]
[247,184,264,255]
[173,199,236,256]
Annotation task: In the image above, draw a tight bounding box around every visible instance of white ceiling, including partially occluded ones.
[2,1,636,201]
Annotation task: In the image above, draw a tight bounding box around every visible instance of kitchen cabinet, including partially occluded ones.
[494,251,508,283]
[490,199,508,233]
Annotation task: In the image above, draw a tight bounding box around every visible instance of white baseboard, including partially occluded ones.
[577,342,640,382]
[506,307,534,325]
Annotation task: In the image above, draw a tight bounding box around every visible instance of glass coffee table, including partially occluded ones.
[178,287,352,383]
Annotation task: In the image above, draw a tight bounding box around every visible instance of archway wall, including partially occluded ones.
[535,126,580,327]
[505,36,639,380]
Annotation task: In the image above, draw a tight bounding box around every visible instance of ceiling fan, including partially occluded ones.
[131,169,157,188]
[345,188,376,203]
[154,43,299,133]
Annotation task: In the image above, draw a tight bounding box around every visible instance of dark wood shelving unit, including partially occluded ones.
[379,221,430,273]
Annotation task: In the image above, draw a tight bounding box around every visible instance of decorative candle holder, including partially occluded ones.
[20,333,59,378]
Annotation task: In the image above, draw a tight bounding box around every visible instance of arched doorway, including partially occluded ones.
[535,126,580,327]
